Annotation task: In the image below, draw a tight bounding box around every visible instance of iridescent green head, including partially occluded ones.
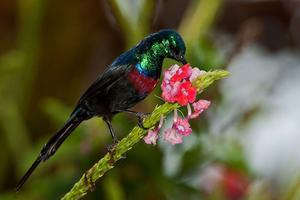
[137,29,187,64]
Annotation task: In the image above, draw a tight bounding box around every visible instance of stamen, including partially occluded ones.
[173,109,178,123]
[158,116,165,130]
[187,103,192,118]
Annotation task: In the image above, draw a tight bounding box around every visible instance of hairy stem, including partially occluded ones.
[61,103,178,200]
[61,70,229,200]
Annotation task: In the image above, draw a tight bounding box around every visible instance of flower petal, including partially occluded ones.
[189,99,211,119]
[174,81,197,106]
[174,117,192,136]
[171,64,192,83]
[144,129,159,145]
[161,81,181,102]
[190,67,206,82]
[164,128,183,145]
[163,64,180,82]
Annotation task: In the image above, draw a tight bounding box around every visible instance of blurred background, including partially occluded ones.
[1,0,300,199]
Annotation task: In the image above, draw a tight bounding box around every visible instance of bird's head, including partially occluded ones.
[138,29,187,64]
[161,29,187,64]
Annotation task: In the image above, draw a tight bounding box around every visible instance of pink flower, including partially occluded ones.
[163,127,183,145]
[189,99,211,119]
[155,64,213,146]
[173,117,192,136]
[174,81,197,106]
[161,64,198,106]
[163,109,191,144]
[161,81,181,102]
[190,67,206,82]
[170,64,192,83]
[163,64,180,83]
[144,129,159,145]
[143,116,165,145]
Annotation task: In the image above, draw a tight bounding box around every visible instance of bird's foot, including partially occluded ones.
[106,139,119,153]
[137,112,151,130]
[106,139,127,162]
[118,110,152,130]
[106,139,120,165]
[84,170,96,192]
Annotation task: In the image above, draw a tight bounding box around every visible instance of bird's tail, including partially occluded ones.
[16,107,88,191]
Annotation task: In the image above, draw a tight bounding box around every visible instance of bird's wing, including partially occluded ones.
[78,64,133,103]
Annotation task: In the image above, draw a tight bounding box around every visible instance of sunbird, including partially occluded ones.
[16,29,187,190]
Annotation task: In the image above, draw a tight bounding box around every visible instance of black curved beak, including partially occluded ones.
[175,54,187,64]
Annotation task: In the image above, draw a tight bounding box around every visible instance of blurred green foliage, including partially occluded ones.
[1,0,299,199]
[0,0,246,199]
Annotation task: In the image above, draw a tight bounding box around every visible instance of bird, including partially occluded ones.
[16,29,187,191]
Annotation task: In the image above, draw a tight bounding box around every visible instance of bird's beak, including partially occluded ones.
[177,54,187,64]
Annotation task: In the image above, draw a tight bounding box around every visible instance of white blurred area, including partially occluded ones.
[211,44,300,186]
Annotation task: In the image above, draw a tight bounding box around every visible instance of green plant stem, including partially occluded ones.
[108,0,153,48]
[61,103,178,200]
[179,0,222,44]
[61,70,229,200]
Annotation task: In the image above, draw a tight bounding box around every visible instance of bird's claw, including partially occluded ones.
[106,139,119,153]
[84,170,96,192]
[137,112,151,130]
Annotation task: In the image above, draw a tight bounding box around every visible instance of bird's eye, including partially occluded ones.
[170,44,179,55]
